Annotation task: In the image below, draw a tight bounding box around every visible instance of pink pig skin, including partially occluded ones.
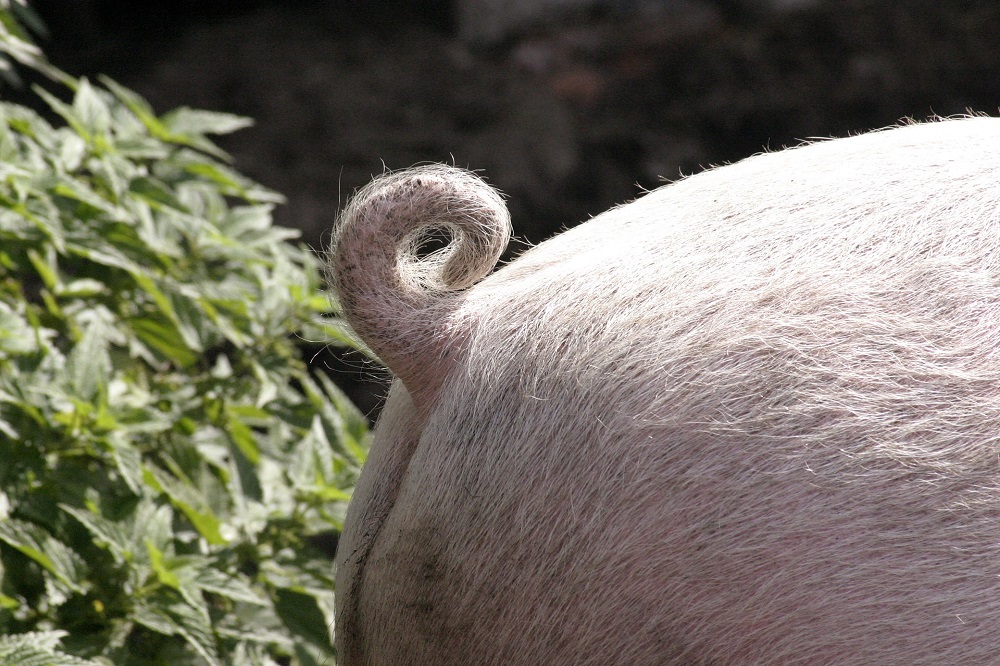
[330,117,1000,665]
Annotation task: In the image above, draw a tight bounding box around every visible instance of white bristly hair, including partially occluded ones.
[332,117,1000,665]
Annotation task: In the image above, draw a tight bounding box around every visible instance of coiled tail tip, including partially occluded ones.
[328,165,511,401]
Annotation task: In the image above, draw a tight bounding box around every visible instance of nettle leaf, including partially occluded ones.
[161,107,253,138]
[123,499,173,561]
[181,160,284,205]
[0,111,20,162]
[66,316,113,401]
[129,176,189,213]
[154,553,270,616]
[143,466,227,546]
[216,603,293,648]
[224,407,260,465]
[314,370,370,465]
[132,595,221,666]
[168,600,223,666]
[273,588,335,653]
[217,205,278,243]
[0,630,105,666]
[130,199,184,259]
[54,128,86,172]
[0,26,367,663]
[192,566,268,606]
[106,433,145,496]
[145,539,181,590]
[0,631,63,656]
[15,191,67,251]
[55,278,108,298]
[0,409,19,440]
[229,641,285,666]
[60,504,132,565]
[98,76,166,137]
[26,245,58,290]
[130,598,176,636]
[0,517,88,594]
[127,272,201,348]
[290,642,335,666]
[65,237,139,273]
[72,78,112,138]
[128,315,199,369]
[168,288,213,353]
[33,85,87,139]
[51,175,123,219]
[0,299,36,355]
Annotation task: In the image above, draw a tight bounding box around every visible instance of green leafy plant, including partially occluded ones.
[0,6,368,664]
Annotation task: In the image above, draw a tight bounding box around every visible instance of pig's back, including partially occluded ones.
[336,118,1000,665]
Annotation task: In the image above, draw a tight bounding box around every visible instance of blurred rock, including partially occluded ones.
[454,0,824,44]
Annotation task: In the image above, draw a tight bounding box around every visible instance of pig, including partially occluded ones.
[329,116,1000,665]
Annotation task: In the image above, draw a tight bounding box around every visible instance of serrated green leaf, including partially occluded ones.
[128,316,199,368]
[26,245,58,289]
[72,78,111,138]
[161,107,253,137]
[166,289,209,353]
[311,315,376,358]
[0,384,46,428]
[0,518,87,593]
[143,466,227,546]
[131,599,177,636]
[0,630,105,666]
[182,161,244,194]
[127,272,206,356]
[51,176,121,217]
[215,603,292,648]
[0,645,61,666]
[33,85,88,138]
[0,299,35,354]
[0,193,68,252]
[66,317,112,401]
[302,370,369,466]
[198,297,251,348]
[291,642,336,666]
[170,599,222,666]
[55,277,107,298]
[0,630,67,653]
[0,519,56,572]
[127,267,171,308]
[274,588,333,650]
[98,75,167,136]
[65,238,139,273]
[107,434,145,496]
[192,567,268,606]
[218,205,271,239]
[129,500,173,556]
[224,407,260,465]
[0,13,68,84]
[228,641,285,666]
[178,506,226,547]
[113,135,169,160]
[129,176,189,213]
[60,504,131,565]
[133,597,221,666]
[55,128,86,170]
[146,539,180,589]
[0,24,368,663]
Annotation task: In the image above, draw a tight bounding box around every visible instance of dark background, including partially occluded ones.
[20,0,1000,414]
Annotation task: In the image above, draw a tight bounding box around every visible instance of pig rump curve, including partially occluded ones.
[330,117,1000,665]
